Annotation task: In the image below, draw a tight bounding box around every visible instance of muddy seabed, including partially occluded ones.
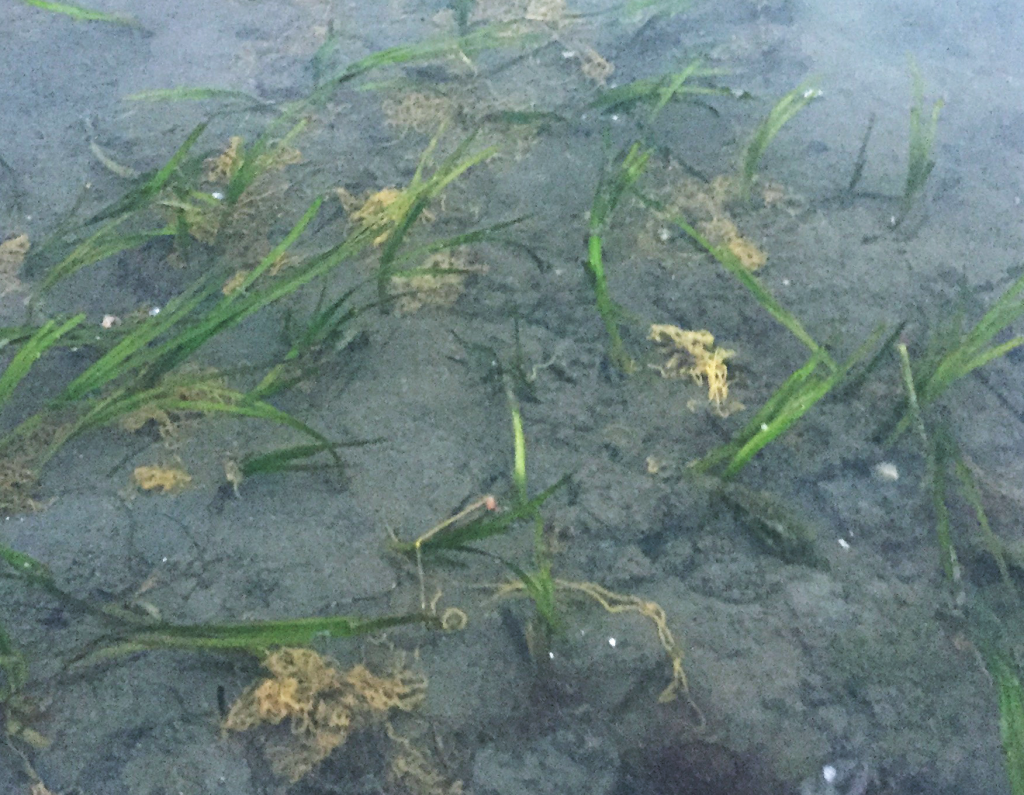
[2,0,1024,793]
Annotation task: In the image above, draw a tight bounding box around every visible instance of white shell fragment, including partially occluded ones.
[872,462,899,482]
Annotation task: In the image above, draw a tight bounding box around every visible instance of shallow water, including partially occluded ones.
[2,1,1023,794]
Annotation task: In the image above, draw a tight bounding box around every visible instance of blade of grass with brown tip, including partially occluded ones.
[390,474,571,556]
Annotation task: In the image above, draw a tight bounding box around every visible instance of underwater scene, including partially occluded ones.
[2,0,1024,793]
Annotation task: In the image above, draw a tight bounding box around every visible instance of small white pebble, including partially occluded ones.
[823,764,837,784]
[838,538,851,550]
[872,461,900,481]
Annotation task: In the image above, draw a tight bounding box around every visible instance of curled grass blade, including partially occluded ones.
[85,121,208,225]
[740,81,821,201]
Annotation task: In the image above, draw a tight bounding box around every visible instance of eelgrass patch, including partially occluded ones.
[2,104,507,513]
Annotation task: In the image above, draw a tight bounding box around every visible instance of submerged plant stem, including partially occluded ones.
[740,82,821,201]
[898,343,958,585]
[895,60,943,227]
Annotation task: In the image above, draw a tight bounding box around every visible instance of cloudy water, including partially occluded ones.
[1,1,1023,793]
